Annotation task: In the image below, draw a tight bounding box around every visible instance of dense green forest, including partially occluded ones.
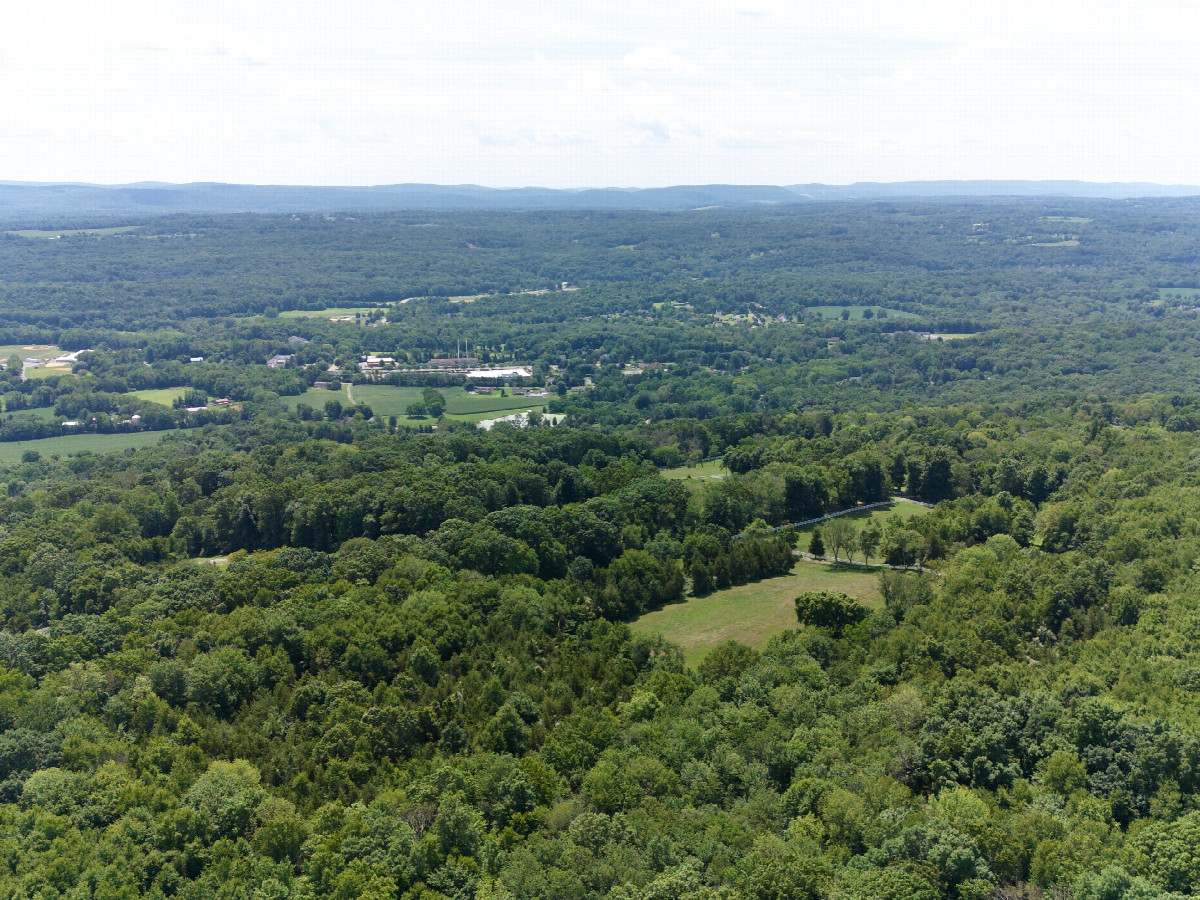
[3,201,1200,898]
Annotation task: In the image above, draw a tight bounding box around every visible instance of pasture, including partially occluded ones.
[4,407,59,421]
[127,388,190,407]
[630,562,884,667]
[0,430,174,463]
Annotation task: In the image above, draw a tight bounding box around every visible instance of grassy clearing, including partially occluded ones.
[791,501,930,551]
[660,459,728,492]
[805,306,920,321]
[1039,216,1091,224]
[1159,288,1200,299]
[279,385,348,411]
[923,333,978,341]
[1032,240,1080,247]
[4,407,59,421]
[24,366,74,381]
[351,385,542,418]
[0,344,62,363]
[277,307,375,319]
[127,388,189,407]
[631,562,884,667]
[449,407,547,426]
[8,226,144,238]
[0,430,174,463]
[280,384,547,424]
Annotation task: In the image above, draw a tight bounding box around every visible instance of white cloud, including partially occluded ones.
[0,0,1198,185]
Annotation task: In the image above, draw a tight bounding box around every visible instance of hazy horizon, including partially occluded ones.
[3,0,1198,188]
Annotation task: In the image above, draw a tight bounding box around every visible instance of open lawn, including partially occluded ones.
[1039,216,1091,224]
[0,430,175,463]
[792,500,929,548]
[352,385,542,418]
[660,459,728,491]
[24,366,74,380]
[1159,288,1200,300]
[127,388,189,407]
[631,562,884,667]
[4,407,59,422]
[805,305,920,321]
[0,344,62,363]
[281,384,547,424]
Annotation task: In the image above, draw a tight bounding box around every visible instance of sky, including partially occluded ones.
[2,0,1198,188]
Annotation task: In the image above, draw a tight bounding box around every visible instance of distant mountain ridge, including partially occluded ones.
[0,180,1197,218]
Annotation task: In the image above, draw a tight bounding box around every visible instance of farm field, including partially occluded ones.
[279,385,348,411]
[805,305,920,321]
[631,562,885,667]
[4,406,59,421]
[0,430,175,462]
[127,388,189,406]
[278,384,546,424]
[352,385,542,418]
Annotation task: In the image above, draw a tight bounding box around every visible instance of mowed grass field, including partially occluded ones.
[5,407,59,422]
[805,305,920,321]
[127,388,189,407]
[0,430,174,463]
[280,384,548,424]
[660,459,728,492]
[792,500,929,546]
[0,344,62,363]
[1159,288,1200,300]
[631,562,884,667]
[277,307,375,319]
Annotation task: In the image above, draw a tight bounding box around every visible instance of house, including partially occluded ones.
[189,356,204,364]
[287,335,310,346]
[62,421,79,428]
[215,398,231,406]
[266,354,292,369]
[312,381,333,390]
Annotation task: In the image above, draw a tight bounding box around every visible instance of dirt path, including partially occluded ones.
[343,382,355,404]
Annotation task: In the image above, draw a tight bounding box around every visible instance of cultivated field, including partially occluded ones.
[631,562,884,667]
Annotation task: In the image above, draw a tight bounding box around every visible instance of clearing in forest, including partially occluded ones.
[804,305,920,321]
[630,562,884,668]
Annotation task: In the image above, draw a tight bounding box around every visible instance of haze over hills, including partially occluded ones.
[0,179,1198,218]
